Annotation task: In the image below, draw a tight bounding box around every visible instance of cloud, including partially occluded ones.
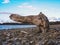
[18,3,36,11]
[17,3,38,15]
[2,0,10,4]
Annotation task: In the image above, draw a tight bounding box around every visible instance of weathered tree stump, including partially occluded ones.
[9,12,49,33]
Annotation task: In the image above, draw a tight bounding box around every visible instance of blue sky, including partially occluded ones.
[0,0,60,22]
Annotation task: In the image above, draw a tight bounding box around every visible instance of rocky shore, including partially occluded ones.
[0,25,60,45]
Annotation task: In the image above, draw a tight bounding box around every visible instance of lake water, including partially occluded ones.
[0,25,36,30]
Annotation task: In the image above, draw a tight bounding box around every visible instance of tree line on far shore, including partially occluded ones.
[0,21,60,25]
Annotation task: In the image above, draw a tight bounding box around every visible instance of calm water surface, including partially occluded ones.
[0,25,36,30]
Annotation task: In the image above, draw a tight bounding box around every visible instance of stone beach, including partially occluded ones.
[0,25,60,45]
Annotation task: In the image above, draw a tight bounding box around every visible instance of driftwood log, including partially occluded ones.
[9,12,49,33]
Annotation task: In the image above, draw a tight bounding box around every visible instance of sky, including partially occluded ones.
[0,0,60,22]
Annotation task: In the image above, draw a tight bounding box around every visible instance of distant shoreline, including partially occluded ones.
[0,23,33,25]
[0,21,60,25]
